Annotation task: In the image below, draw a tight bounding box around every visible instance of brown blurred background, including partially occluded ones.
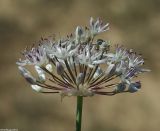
[0,0,160,131]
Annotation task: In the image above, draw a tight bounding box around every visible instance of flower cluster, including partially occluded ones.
[17,17,150,97]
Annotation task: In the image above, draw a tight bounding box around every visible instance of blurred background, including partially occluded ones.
[0,0,160,131]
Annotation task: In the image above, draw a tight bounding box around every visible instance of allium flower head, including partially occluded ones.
[17,17,150,97]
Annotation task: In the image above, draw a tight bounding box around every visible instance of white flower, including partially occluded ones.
[119,51,150,83]
[47,41,79,60]
[16,44,48,66]
[105,45,128,64]
[77,45,103,68]
[90,17,109,37]
[128,52,150,73]
[128,53,144,68]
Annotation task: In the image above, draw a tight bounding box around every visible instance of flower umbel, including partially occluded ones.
[17,17,149,97]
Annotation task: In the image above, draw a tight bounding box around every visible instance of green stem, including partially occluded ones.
[76,96,83,131]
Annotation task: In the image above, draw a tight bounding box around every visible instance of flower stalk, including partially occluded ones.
[76,96,83,131]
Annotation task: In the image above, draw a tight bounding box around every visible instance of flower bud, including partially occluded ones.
[35,65,45,82]
[76,73,84,85]
[46,64,53,72]
[128,81,141,93]
[75,26,83,38]
[31,85,42,92]
[116,83,126,92]
[56,62,64,75]
[90,17,94,27]
[75,26,83,43]
[18,66,36,84]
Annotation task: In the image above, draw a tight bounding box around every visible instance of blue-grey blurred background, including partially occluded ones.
[0,0,160,131]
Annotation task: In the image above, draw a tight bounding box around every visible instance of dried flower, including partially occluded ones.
[17,17,150,97]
